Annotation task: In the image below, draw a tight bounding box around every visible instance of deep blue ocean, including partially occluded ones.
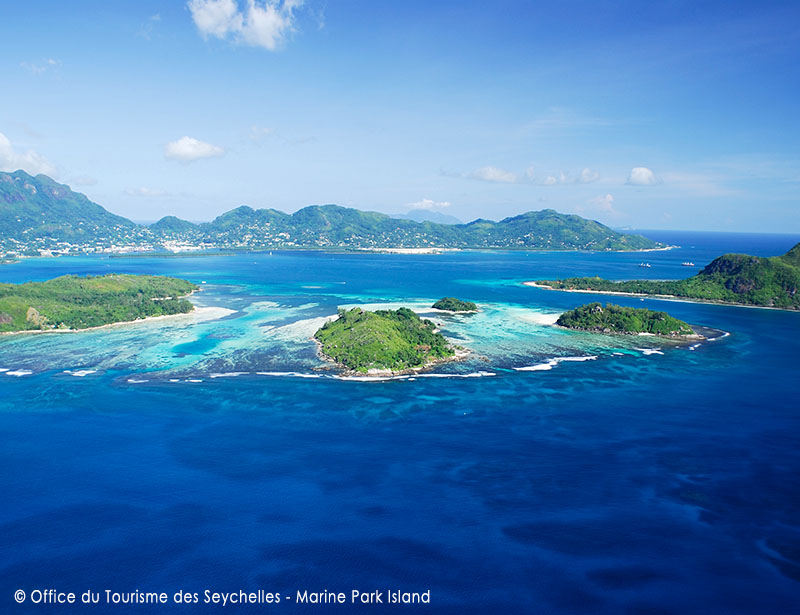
[1,231,799,613]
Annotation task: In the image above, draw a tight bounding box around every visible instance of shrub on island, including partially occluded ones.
[556,302,694,337]
[314,307,455,373]
[431,297,477,312]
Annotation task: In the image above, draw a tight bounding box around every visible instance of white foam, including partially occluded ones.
[186,379,204,383]
[126,378,148,383]
[709,331,730,341]
[415,371,496,379]
[256,371,323,379]
[0,368,9,372]
[5,369,33,377]
[514,355,598,372]
[209,372,250,378]
[635,348,664,356]
[64,369,98,377]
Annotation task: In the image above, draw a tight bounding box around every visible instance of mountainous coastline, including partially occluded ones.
[533,243,800,310]
[0,170,661,254]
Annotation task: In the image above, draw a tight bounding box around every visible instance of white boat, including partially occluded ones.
[638,262,651,268]
[681,261,695,267]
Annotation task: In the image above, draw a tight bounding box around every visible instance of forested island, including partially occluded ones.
[557,303,695,337]
[432,297,477,312]
[531,243,800,310]
[313,307,457,374]
[0,274,197,333]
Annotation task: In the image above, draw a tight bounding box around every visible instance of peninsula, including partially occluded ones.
[313,307,457,374]
[529,242,800,310]
[0,274,197,333]
[556,303,696,337]
[432,297,478,312]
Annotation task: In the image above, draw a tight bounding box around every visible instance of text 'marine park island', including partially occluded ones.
[1,2,799,614]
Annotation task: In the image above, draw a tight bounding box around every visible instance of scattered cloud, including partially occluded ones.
[467,165,518,184]
[626,166,661,186]
[249,124,276,143]
[587,193,617,214]
[164,136,225,162]
[124,187,172,197]
[406,198,452,210]
[20,58,60,74]
[188,0,304,51]
[137,13,162,40]
[0,132,57,176]
[71,175,98,186]
[463,165,600,186]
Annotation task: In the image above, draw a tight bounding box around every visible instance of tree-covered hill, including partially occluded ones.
[536,242,800,310]
[314,307,456,373]
[0,170,139,248]
[1,170,662,253]
[0,274,197,332]
[556,302,694,336]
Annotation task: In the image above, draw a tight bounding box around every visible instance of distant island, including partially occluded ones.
[1,170,662,256]
[432,297,477,312]
[556,303,696,337]
[0,274,197,333]
[313,307,459,375]
[529,242,800,310]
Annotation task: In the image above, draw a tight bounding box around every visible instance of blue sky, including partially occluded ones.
[1,0,798,231]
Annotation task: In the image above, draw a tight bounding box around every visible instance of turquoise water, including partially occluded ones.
[1,232,799,613]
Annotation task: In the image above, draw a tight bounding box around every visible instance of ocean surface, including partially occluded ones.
[1,230,799,613]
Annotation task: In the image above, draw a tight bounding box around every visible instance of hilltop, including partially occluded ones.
[0,170,662,254]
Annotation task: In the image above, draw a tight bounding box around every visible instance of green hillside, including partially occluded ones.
[537,243,800,309]
[0,274,197,332]
[1,170,662,253]
[556,303,694,336]
[314,307,455,373]
[0,170,138,248]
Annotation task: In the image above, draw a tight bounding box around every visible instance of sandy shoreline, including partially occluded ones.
[523,281,799,312]
[0,305,236,337]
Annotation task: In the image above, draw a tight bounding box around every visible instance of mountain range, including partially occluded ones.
[0,170,661,253]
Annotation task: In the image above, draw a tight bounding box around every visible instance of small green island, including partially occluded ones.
[556,302,696,337]
[313,307,458,374]
[431,297,477,312]
[0,274,197,333]
[531,242,800,310]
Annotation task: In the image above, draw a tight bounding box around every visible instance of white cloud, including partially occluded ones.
[20,58,60,74]
[464,165,600,186]
[579,168,600,183]
[164,136,224,162]
[407,198,452,210]
[71,175,98,186]
[0,132,57,176]
[466,166,519,184]
[138,13,162,40]
[587,193,616,214]
[188,0,304,50]
[249,124,275,143]
[626,166,661,186]
[125,187,171,197]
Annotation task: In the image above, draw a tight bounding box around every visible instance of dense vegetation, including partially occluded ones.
[1,170,661,252]
[314,307,455,373]
[557,303,694,336]
[538,243,800,310]
[432,297,477,312]
[0,274,197,332]
[0,170,137,248]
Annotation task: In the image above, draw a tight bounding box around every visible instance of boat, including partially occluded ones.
[681,261,695,267]
[638,262,651,268]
